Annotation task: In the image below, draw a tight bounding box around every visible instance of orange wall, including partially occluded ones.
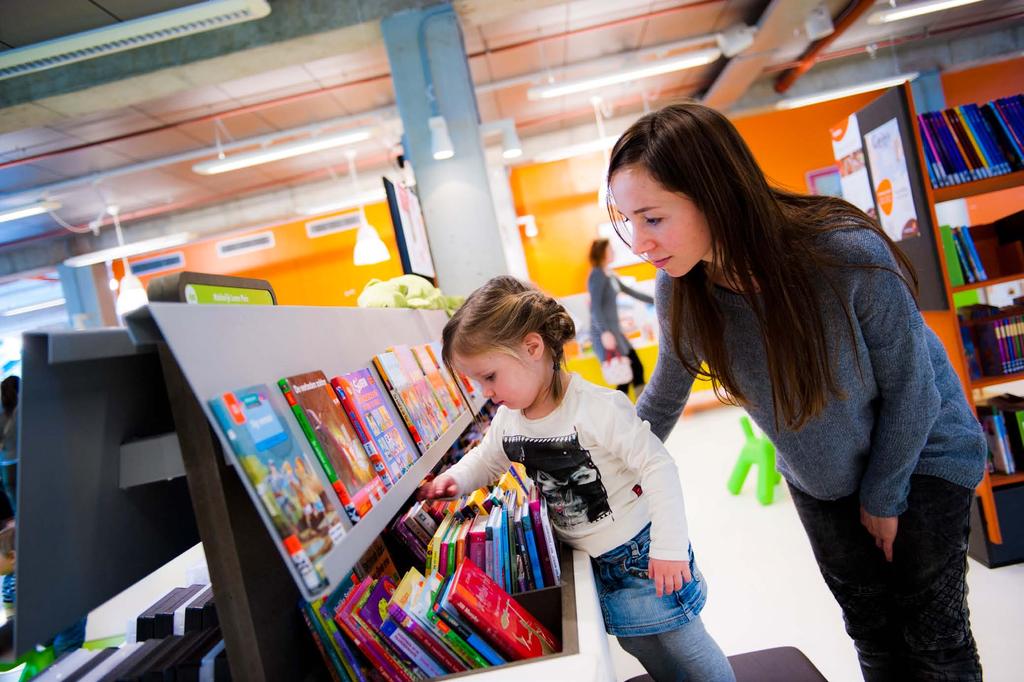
[510,154,656,298]
[114,201,404,306]
[941,55,1024,225]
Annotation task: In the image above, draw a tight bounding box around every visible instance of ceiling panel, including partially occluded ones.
[46,107,165,144]
[0,127,81,160]
[255,92,353,131]
[175,112,279,148]
[217,65,321,103]
[28,147,133,181]
[0,0,115,47]
[100,127,206,162]
[96,0,197,21]
[132,85,238,124]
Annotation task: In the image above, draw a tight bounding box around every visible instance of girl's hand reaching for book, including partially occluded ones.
[649,557,691,597]
[418,473,459,500]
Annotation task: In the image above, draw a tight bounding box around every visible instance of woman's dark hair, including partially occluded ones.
[1,376,18,417]
[607,103,917,431]
[442,276,576,402]
[588,238,610,268]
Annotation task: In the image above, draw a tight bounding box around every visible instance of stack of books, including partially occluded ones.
[960,303,1024,378]
[978,394,1024,475]
[918,94,1024,188]
[304,550,560,681]
[939,224,987,286]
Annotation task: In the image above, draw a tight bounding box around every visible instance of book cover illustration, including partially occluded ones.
[208,385,345,595]
[335,368,418,482]
[411,343,462,422]
[424,342,468,416]
[282,371,387,521]
[388,346,449,444]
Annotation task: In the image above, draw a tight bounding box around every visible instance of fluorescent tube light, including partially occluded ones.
[528,48,721,100]
[774,73,919,110]
[193,128,373,175]
[2,298,66,317]
[0,200,61,224]
[298,188,388,216]
[868,0,984,25]
[63,232,195,268]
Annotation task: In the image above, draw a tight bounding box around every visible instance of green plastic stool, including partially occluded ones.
[727,416,782,505]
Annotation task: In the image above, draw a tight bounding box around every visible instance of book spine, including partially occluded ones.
[923,113,955,185]
[944,109,983,180]
[965,104,1007,174]
[434,603,507,666]
[331,378,395,489]
[381,619,446,677]
[301,603,347,682]
[426,612,489,669]
[954,106,992,177]
[958,225,987,280]
[539,498,561,584]
[387,602,467,673]
[986,102,1024,167]
[318,603,367,682]
[933,111,970,184]
[528,499,554,587]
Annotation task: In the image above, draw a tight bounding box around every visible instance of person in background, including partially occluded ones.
[587,238,653,398]
[0,376,19,517]
[607,102,986,681]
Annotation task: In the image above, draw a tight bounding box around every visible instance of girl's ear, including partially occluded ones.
[522,331,546,361]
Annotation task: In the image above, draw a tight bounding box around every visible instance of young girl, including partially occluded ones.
[607,102,986,680]
[419,275,734,682]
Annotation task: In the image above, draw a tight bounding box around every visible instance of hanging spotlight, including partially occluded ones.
[501,121,523,159]
[344,150,391,266]
[429,116,455,160]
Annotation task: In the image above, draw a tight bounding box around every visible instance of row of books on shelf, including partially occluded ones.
[302,466,563,682]
[389,463,561,596]
[917,94,1024,188]
[206,339,489,598]
[978,395,1024,476]
[35,583,226,682]
[940,224,987,285]
[959,303,1024,378]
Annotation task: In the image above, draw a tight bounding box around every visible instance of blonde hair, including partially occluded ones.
[442,276,576,401]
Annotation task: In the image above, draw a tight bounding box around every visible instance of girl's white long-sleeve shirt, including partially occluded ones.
[445,374,690,561]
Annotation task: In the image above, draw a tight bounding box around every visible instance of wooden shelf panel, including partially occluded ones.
[992,472,1024,488]
[952,271,1024,294]
[933,170,1024,203]
[970,371,1024,389]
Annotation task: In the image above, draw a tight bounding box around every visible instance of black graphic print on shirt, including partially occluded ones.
[502,432,611,529]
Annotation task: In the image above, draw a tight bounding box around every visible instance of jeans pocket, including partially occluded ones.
[624,552,649,579]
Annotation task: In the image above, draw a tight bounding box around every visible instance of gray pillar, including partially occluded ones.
[58,264,117,329]
[381,4,509,296]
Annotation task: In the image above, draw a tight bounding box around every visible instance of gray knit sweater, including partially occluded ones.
[635,227,986,517]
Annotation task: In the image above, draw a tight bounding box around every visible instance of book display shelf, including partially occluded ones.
[833,84,1024,567]
[904,85,1024,566]
[96,303,611,681]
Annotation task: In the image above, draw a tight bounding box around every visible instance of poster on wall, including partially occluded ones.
[829,114,875,217]
[805,166,842,197]
[863,117,921,242]
[383,177,436,280]
[598,221,644,268]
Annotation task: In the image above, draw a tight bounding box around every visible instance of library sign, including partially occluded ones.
[184,283,274,306]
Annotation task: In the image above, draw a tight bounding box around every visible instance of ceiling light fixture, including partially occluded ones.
[192,127,373,175]
[63,231,195,268]
[429,116,455,161]
[774,73,919,110]
[867,0,984,25]
[2,298,66,317]
[0,200,61,225]
[527,47,722,100]
[500,122,523,159]
[344,151,391,266]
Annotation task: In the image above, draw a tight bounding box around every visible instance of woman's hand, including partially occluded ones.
[860,506,898,562]
[416,473,460,500]
[601,331,617,351]
[649,557,692,597]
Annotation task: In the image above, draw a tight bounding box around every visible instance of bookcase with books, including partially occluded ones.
[120,302,611,681]
[857,83,1024,566]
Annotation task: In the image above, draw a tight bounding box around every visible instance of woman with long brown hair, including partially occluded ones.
[607,102,986,681]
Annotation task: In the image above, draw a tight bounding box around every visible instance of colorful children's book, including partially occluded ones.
[412,344,461,422]
[445,558,559,661]
[378,348,445,448]
[333,369,417,483]
[388,569,468,673]
[412,573,488,669]
[425,342,468,415]
[392,344,451,437]
[362,578,445,678]
[332,579,408,682]
[281,371,387,522]
[209,384,345,597]
[432,573,507,666]
[353,536,399,583]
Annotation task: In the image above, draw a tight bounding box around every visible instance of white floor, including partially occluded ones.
[607,405,1024,682]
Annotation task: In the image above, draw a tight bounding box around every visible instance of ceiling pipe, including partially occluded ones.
[765,8,1024,74]
[0,0,724,172]
[773,0,875,94]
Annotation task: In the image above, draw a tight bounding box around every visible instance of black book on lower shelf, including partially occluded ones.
[60,647,119,682]
[184,587,216,633]
[136,588,191,642]
[95,638,165,681]
[153,585,206,639]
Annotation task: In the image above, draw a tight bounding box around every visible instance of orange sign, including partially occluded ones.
[875,177,894,216]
